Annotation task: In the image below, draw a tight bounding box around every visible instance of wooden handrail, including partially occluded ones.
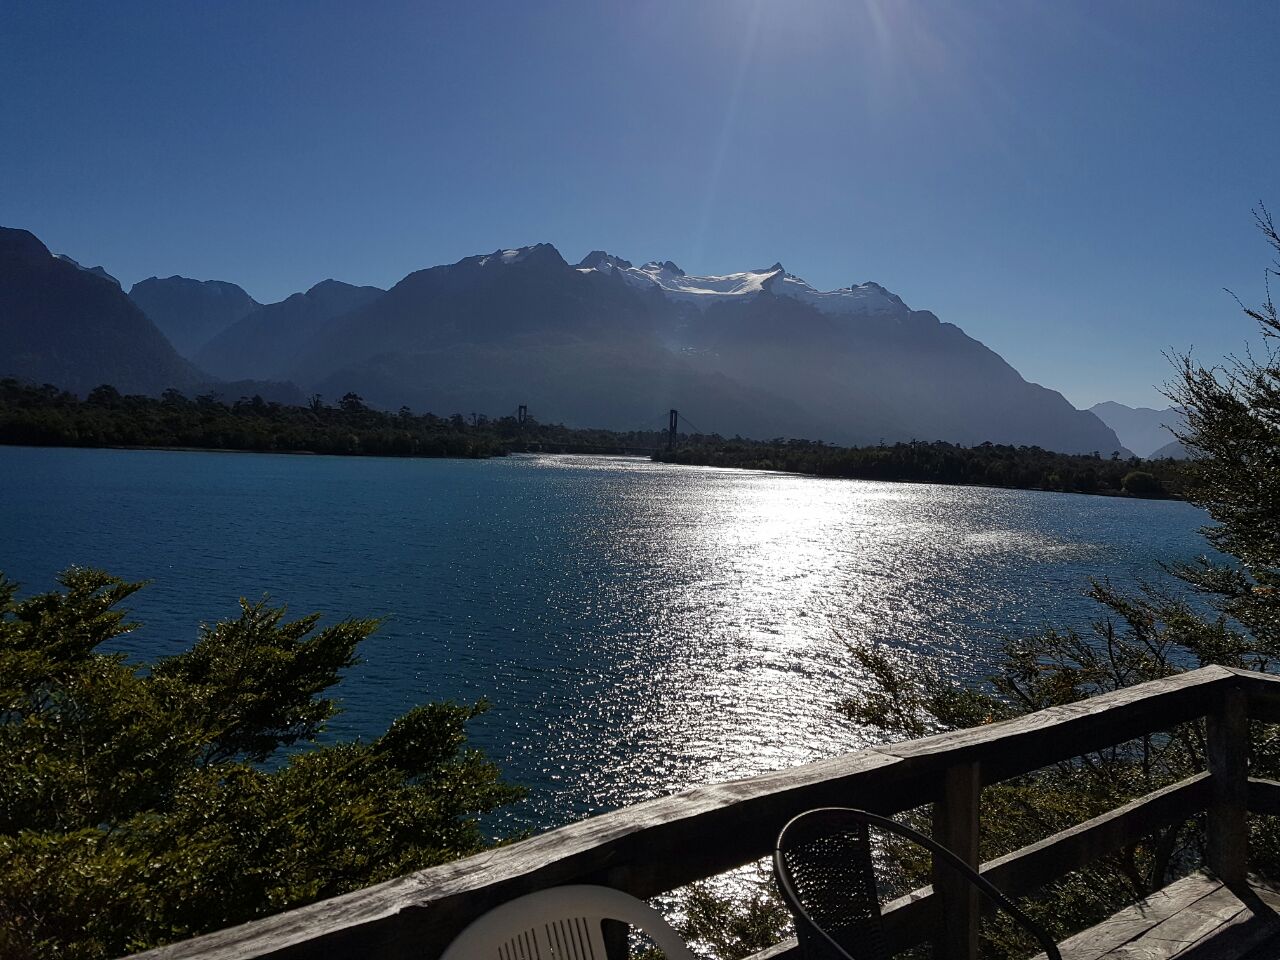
[756,772,1216,960]
[1247,778,1280,815]
[127,664,1280,960]
[884,771,1214,953]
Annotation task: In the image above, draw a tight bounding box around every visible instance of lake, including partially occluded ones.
[0,446,1210,835]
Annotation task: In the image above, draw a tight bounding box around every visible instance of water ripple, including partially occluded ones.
[0,448,1208,835]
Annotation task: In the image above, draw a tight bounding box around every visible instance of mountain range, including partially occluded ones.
[128,275,261,356]
[195,279,384,381]
[1088,401,1189,459]
[1,226,1134,455]
[0,228,201,396]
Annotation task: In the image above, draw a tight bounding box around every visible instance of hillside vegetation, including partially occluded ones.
[0,378,669,459]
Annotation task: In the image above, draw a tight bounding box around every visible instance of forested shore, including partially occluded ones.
[0,378,1185,497]
[0,379,668,459]
[654,436,1186,498]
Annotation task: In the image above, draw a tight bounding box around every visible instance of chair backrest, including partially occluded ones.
[774,809,889,960]
[776,808,1063,960]
[439,884,697,960]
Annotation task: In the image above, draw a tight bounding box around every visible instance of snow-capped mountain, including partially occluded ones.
[1,229,1130,455]
[576,252,907,316]
[278,243,1125,454]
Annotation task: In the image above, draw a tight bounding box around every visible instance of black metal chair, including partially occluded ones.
[773,808,1062,960]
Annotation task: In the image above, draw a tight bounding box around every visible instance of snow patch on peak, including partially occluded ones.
[576,251,633,272]
[642,259,685,277]
[774,277,907,316]
[611,261,780,301]
[854,281,905,304]
[572,252,911,316]
[476,248,529,266]
[473,243,560,267]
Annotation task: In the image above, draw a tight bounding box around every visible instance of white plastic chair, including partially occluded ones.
[439,884,697,959]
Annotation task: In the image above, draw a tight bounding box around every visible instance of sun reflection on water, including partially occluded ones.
[437,455,1201,832]
[0,448,1207,838]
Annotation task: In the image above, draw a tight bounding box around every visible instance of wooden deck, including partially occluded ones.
[127,665,1280,960]
[1040,871,1280,960]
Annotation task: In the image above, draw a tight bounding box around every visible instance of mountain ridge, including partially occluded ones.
[1089,401,1184,458]
[195,279,384,381]
[0,227,203,395]
[281,241,1128,454]
[129,275,261,357]
[0,228,1131,455]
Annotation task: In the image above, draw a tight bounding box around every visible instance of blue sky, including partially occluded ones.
[3,0,1277,408]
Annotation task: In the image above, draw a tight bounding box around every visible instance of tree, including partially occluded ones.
[85,384,121,407]
[1168,205,1280,654]
[1120,469,1165,497]
[339,391,367,414]
[0,569,522,960]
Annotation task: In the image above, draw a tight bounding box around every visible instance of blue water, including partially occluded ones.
[0,446,1210,834]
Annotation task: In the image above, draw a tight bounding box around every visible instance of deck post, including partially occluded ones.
[1207,687,1249,888]
[933,761,981,960]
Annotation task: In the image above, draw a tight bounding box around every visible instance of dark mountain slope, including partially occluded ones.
[195,279,384,381]
[129,275,260,357]
[55,255,121,288]
[312,339,810,437]
[293,245,648,377]
[1149,438,1192,460]
[0,227,202,395]
[681,291,1127,451]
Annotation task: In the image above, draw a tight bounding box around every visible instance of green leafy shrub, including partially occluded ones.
[0,571,522,960]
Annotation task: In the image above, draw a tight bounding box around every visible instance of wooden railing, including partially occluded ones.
[131,664,1280,960]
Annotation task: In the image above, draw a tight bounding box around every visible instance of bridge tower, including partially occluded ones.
[517,404,527,425]
[667,409,678,450]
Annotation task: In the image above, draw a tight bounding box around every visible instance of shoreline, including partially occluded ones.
[650,451,1185,502]
[1,439,1184,502]
[0,439,498,461]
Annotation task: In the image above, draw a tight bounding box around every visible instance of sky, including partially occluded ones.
[3,0,1278,409]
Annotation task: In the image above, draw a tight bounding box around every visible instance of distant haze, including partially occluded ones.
[1088,402,1186,459]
